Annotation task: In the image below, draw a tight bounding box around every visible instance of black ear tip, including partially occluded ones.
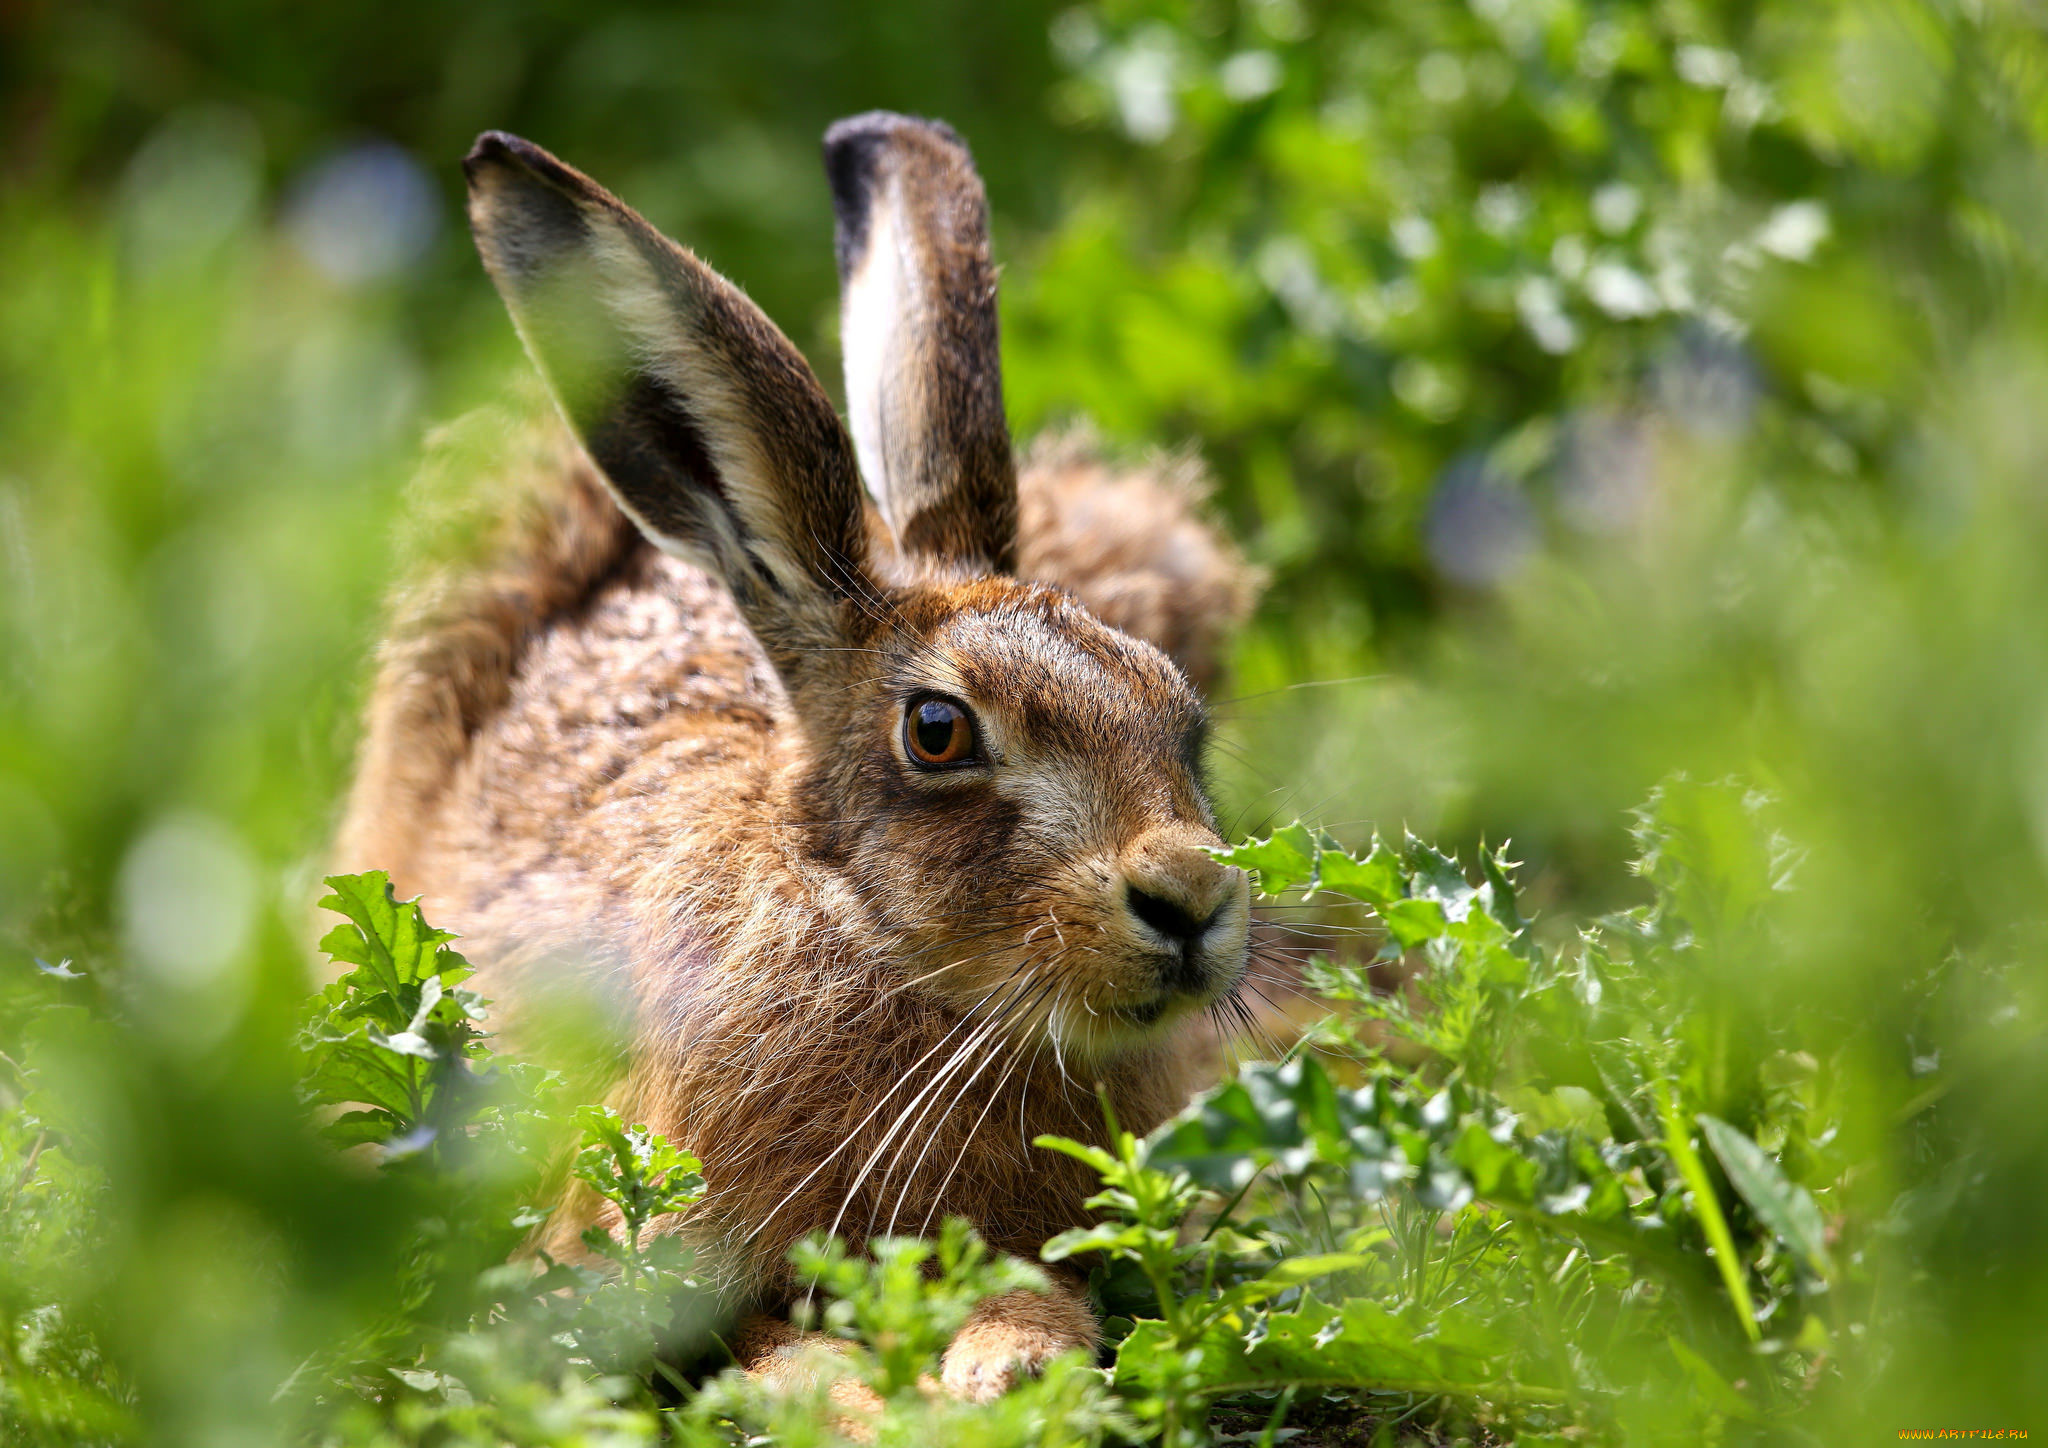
[463,131,591,203]
[822,111,971,186]
[822,110,912,153]
[464,130,523,183]
[823,113,976,276]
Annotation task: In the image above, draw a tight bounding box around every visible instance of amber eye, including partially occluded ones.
[903,696,976,767]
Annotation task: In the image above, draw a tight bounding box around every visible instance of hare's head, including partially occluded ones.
[465,114,1248,1059]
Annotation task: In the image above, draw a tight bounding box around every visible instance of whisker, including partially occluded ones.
[829,969,1041,1250]
[748,973,1020,1246]
[1210,674,1388,710]
[885,978,1059,1240]
[917,1043,1031,1240]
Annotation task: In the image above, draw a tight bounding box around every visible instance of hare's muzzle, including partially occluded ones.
[1116,825,1251,1007]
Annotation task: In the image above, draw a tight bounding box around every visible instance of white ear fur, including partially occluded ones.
[840,193,912,530]
[825,112,1018,575]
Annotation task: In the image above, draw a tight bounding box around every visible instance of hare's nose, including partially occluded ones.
[1126,882,1219,941]
[1119,825,1242,952]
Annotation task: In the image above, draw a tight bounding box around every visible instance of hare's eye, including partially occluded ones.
[904,696,976,768]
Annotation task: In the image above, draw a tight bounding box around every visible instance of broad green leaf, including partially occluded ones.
[1698,1113,1836,1280]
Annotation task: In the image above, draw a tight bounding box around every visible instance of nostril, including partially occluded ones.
[1126,884,1218,942]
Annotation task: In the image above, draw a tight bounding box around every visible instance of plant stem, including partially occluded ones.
[1659,1089,1759,1342]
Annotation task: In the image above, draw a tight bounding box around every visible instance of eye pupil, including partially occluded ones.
[915,704,955,755]
[905,698,974,766]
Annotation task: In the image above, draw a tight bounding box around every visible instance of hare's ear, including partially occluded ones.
[824,112,1017,576]
[465,132,873,672]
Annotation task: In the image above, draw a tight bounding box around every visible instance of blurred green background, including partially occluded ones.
[5,0,2048,1441]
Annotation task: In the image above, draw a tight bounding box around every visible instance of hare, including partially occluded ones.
[337,113,1260,1401]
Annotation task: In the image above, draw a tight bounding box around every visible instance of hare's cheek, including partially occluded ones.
[856,785,1024,894]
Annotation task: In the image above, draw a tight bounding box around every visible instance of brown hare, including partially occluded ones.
[337,112,1259,1401]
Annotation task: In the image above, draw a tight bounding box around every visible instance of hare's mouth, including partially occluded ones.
[1099,939,1250,1033]
[1112,996,1172,1028]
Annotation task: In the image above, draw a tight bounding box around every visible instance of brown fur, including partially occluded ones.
[1016,430,1263,695]
[335,118,1261,1393]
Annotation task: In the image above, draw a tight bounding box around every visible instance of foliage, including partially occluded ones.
[300,871,496,1157]
[788,1222,1045,1400]
[6,0,2048,1443]
[1009,0,2048,634]
[17,808,1911,1447]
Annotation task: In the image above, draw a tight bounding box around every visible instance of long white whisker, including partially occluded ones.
[917,1042,1029,1241]
[1015,1028,1051,1167]
[749,976,1015,1245]
[858,975,1050,1236]
[883,978,1058,1240]
[827,970,1040,1250]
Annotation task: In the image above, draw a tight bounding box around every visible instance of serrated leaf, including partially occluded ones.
[302,1048,416,1118]
[1211,824,1320,895]
[1315,840,1403,905]
[1478,843,1526,933]
[318,871,470,1005]
[1400,833,1480,920]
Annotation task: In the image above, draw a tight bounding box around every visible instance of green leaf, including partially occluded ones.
[319,1109,402,1149]
[1213,1254,1375,1314]
[1379,896,1450,949]
[1113,1296,1559,1403]
[1041,1221,1152,1263]
[1210,823,1320,895]
[301,1049,416,1119]
[1399,833,1481,920]
[317,871,473,1018]
[1032,1132,1122,1178]
[1698,1113,1836,1281]
[1660,1092,1760,1341]
[1315,840,1403,905]
[571,1105,704,1238]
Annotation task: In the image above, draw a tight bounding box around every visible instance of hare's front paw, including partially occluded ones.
[939,1287,1098,1403]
